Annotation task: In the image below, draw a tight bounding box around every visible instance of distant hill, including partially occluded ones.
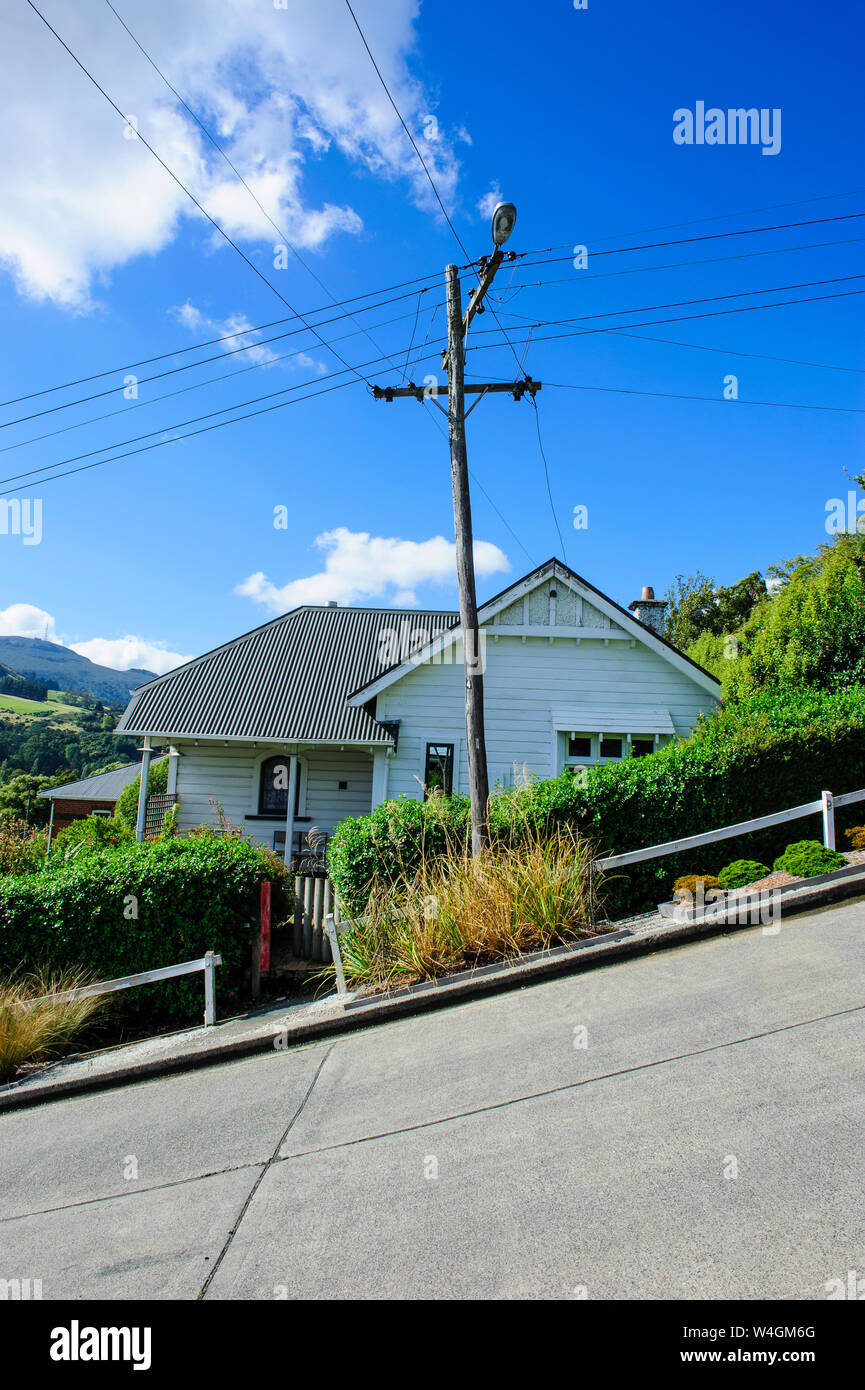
[0,637,157,704]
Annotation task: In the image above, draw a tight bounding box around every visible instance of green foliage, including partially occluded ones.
[664,571,766,650]
[115,756,169,829]
[773,840,846,878]
[330,686,865,919]
[0,773,73,826]
[672,874,723,899]
[0,820,48,876]
[0,837,287,1022]
[717,859,770,890]
[53,815,133,858]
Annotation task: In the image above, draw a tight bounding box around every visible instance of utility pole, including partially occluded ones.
[373,203,541,854]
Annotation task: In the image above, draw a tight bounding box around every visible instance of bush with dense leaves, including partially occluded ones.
[53,814,133,857]
[0,837,290,1022]
[772,840,846,878]
[0,819,48,876]
[672,874,723,900]
[845,825,865,850]
[717,859,770,890]
[114,756,169,830]
[329,686,865,919]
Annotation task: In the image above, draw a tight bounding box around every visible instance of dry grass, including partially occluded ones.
[337,823,602,991]
[0,971,106,1082]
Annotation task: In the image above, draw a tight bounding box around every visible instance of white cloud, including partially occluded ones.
[0,603,57,640]
[0,603,189,674]
[171,301,328,374]
[477,183,502,219]
[69,637,193,675]
[235,526,510,612]
[2,0,466,309]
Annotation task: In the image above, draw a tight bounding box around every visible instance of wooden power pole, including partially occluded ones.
[373,238,541,854]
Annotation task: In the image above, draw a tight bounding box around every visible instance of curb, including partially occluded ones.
[2,867,864,1114]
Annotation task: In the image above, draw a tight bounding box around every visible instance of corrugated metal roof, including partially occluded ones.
[38,757,167,802]
[115,606,459,743]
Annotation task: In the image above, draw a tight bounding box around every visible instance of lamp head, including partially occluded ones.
[491,201,517,247]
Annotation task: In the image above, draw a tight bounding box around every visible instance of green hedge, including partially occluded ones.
[0,837,283,1022]
[329,686,865,919]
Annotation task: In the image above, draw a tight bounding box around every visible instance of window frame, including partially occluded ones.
[424,741,455,797]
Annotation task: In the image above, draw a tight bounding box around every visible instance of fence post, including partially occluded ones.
[203,950,217,1026]
[822,790,836,850]
[325,914,348,997]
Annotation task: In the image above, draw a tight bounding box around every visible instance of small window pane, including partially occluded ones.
[600,737,623,759]
[425,743,454,796]
[567,735,592,758]
[259,757,301,817]
[632,738,654,758]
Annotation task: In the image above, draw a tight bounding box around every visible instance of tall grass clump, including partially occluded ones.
[0,971,105,1081]
[336,823,602,991]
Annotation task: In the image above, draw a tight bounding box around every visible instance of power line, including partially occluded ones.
[511,186,865,257]
[24,0,398,391]
[542,380,865,413]
[606,331,865,376]
[490,235,865,305]
[507,210,865,271]
[530,395,567,561]
[103,0,414,386]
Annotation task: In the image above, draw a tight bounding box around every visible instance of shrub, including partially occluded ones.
[330,686,865,918]
[717,859,770,890]
[672,874,724,900]
[0,819,47,876]
[0,837,289,1023]
[772,840,846,878]
[0,969,106,1081]
[336,824,601,991]
[53,814,133,858]
[114,756,169,830]
[845,825,865,850]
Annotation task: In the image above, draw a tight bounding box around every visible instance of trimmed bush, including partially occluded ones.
[717,859,770,891]
[673,874,723,900]
[845,825,865,850]
[53,814,133,857]
[330,686,865,919]
[0,837,289,1022]
[772,840,846,878]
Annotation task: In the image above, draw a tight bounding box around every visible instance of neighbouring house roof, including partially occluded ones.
[38,757,167,802]
[114,607,459,743]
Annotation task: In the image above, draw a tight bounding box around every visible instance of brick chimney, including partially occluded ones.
[628,585,667,637]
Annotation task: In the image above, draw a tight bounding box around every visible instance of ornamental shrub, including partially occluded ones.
[672,874,723,900]
[845,825,865,850]
[0,837,288,1022]
[115,756,169,830]
[717,859,770,890]
[329,686,865,919]
[53,814,133,857]
[772,840,846,878]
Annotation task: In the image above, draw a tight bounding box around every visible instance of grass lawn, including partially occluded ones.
[0,693,78,716]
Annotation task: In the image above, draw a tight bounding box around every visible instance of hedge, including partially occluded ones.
[329,686,865,919]
[0,837,286,1022]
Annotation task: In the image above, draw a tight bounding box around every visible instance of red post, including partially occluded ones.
[260,881,271,973]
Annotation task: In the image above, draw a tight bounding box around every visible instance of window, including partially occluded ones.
[258,756,302,817]
[632,738,655,758]
[599,737,623,759]
[424,743,454,796]
[567,735,592,759]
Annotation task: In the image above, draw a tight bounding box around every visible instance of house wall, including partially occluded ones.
[172,742,374,848]
[376,632,717,802]
[48,798,117,829]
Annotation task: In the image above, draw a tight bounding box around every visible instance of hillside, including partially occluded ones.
[0,637,157,703]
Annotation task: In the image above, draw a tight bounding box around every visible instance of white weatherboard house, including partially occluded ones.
[115,559,721,858]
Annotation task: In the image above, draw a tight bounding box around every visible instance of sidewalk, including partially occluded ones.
[2,862,864,1113]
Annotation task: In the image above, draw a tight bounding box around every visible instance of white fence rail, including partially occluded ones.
[595,786,865,873]
[43,952,223,1027]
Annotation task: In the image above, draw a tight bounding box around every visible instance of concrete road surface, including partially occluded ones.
[2,899,863,1300]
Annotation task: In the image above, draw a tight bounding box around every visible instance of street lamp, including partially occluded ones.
[490,201,517,248]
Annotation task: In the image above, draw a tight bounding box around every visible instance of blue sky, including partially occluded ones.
[1,0,863,673]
